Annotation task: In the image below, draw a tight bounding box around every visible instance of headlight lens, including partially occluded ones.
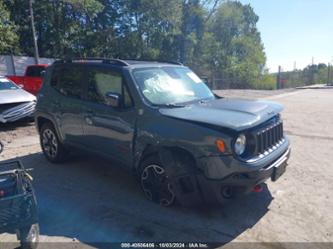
[234,134,246,155]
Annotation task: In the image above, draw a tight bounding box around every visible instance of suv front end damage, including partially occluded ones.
[159,116,291,206]
[196,145,290,204]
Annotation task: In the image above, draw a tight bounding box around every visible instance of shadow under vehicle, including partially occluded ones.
[9,152,274,247]
[0,141,39,249]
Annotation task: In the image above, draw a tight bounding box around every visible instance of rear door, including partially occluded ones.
[81,65,136,166]
[50,64,85,145]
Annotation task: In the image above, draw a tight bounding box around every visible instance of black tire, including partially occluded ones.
[40,122,68,163]
[0,141,3,154]
[139,155,176,207]
[18,223,39,249]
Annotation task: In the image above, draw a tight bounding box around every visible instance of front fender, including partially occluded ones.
[133,113,233,170]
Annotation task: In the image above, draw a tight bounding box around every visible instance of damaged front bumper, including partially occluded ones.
[196,148,291,204]
[167,141,290,206]
[0,101,36,123]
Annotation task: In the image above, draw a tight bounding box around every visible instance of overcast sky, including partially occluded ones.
[240,0,333,72]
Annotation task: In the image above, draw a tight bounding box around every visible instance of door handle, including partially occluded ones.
[85,116,93,125]
[86,109,94,115]
[85,109,94,125]
[53,101,60,108]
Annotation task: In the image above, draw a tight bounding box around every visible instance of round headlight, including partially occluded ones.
[234,134,246,155]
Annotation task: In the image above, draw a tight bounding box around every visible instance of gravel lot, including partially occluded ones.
[0,88,332,248]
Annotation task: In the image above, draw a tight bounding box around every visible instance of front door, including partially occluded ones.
[81,65,136,166]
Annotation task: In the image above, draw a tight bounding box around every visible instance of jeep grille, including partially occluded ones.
[256,121,284,155]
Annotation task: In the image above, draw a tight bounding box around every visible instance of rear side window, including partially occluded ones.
[26,66,45,77]
[50,65,84,99]
[86,67,133,108]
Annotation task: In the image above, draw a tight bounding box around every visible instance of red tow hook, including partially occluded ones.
[253,184,263,193]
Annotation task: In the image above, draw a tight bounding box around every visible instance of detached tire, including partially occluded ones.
[40,122,68,163]
[139,155,176,207]
[19,223,39,249]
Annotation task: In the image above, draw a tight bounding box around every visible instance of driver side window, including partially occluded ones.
[86,67,133,108]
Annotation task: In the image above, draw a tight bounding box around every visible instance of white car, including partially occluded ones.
[0,76,36,123]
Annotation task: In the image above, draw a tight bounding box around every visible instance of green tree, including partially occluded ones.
[0,1,18,54]
[118,0,182,59]
[206,1,266,88]
[3,0,104,57]
[3,0,270,90]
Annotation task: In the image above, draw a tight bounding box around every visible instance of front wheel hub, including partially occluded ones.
[141,164,175,206]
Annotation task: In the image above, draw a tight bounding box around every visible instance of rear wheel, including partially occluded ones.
[40,122,68,163]
[18,223,39,249]
[139,155,175,206]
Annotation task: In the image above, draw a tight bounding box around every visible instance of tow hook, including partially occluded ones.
[253,184,263,193]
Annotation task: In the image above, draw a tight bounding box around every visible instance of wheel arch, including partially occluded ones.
[36,114,62,138]
[137,144,197,172]
[36,116,52,132]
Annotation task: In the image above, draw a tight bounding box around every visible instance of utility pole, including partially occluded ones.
[311,57,315,84]
[29,0,39,64]
[277,65,281,89]
[328,63,331,86]
[10,48,16,76]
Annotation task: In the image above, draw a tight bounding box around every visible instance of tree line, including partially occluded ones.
[277,63,333,88]
[1,0,274,89]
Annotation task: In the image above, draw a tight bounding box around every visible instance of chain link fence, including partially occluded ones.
[202,65,333,90]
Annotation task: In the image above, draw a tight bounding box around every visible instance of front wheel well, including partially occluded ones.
[139,145,197,170]
[36,117,53,131]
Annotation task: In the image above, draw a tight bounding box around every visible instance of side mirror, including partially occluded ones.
[105,92,121,108]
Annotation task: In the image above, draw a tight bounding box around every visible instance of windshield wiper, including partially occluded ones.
[156,103,186,108]
[199,99,209,104]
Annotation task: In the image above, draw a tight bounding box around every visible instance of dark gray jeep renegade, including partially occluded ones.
[35,58,290,206]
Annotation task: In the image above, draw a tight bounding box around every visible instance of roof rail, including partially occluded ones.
[124,59,183,66]
[54,57,130,66]
[157,60,183,65]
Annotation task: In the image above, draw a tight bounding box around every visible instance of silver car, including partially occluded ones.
[0,76,36,123]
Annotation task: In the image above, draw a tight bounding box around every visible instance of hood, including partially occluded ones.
[159,98,283,131]
[0,89,36,104]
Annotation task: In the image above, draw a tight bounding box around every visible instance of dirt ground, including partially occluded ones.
[0,88,332,248]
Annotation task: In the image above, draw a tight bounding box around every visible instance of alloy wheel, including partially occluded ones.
[30,225,38,243]
[42,129,58,159]
[141,164,175,206]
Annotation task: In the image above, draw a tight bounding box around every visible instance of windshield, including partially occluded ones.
[0,77,19,90]
[133,67,214,106]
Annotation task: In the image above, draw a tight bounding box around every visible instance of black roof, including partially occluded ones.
[54,58,182,67]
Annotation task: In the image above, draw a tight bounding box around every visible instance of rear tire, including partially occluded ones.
[18,223,39,249]
[139,155,176,207]
[40,122,68,163]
